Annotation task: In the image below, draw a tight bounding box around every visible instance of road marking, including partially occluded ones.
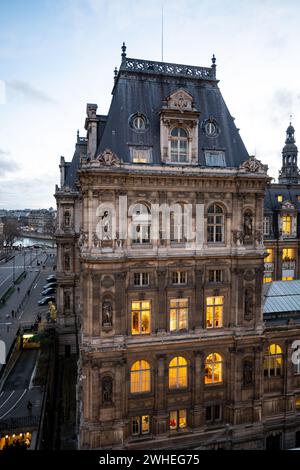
[0,391,4,398]
[0,389,27,419]
[18,311,24,320]
[0,390,15,410]
[33,283,38,289]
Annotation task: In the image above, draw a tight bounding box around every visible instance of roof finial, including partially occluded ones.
[114,67,118,82]
[211,54,216,79]
[121,42,127,63]
[290,113,293,125]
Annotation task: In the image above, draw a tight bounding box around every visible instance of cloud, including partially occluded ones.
[0,175,57,209]
[0,149,18,176]
[6,80,56,104]
[269,89,300,128]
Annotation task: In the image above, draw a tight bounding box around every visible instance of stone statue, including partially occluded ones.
[64,291,70,310]
[78,230,87,248]
[244,288,253,321]
[243,361,253,386]
[243,211,253,238]
[102,300,113,326]
[102,376,113,404]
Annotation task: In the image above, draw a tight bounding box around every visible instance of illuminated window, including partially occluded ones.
[208,269,223,283]
[205,353,223,384]
[169,356,188,389]
[264,344,282,378]
[131,147,151,163]
[130,360,151,393]
[134,272,149,286]
[206,404,222,423]
[132,415,150,436]
[297,196,300,202]
[282,276,294,281]
[206,296,223,328]
[207,204,224,243]
[264,248,274,263]
[282,248,295,261]
[277,195,283,202]
[172,271,187,285]
[282,215,292,235]
[295,397,300,409]
[170,299,188,331]
[170,127,188,163]
[263,216,271,236]
[131,301,151,335]
[263,276,273,284]
[169,410,187,430]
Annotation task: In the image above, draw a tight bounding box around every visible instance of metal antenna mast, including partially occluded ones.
[161,0,164,62]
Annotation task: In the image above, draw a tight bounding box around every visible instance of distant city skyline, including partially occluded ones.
[1,0,300,208]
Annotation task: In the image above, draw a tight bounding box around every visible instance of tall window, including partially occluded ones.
[132,415,150,436]
[264,248,274,263]
[131,301,151,335]
[207,204,224,243]
[170,127,188,163]
[206,296,224,328]
[208,270,223,283]
[205,353,223,384]
[263,216,271,236]
[264,344,282,378]
[282,248,295,261]
[172,271,187,285]
[132,205,151,244]
[170,299,188,331]
[130,360,151,393]
[282,215,292,235]
[134,272,149,286]
[64,211,70,227]
[277,195,283,202]
[169,356,188,389]
[206,404,222,423]
[169,410,187,430]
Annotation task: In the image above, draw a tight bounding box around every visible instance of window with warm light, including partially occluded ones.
[131,300,151,335]
[130,360,151,393]
[277,195,283,202]
[206,296,223,328]
[264,344,282,378]
[207,204,224,243]
[169,410,187,430]
[282,276,294,281]
[169,356,188,389]
[205,353,223,384]
[263,216,271,236]
[263,276,273,283]
[282,215,292,235]
[295,397,300,409]
[132,415,150,436]
[264,249,274,263]
[170,299,188,331]
[170,127,188,163]
[282,248,295,261]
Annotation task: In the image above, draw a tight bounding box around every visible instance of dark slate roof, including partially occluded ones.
[264,184,300,212]
[65,137,87,189]
[96,56,249,167]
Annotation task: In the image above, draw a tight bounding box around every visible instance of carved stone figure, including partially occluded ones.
[244,211,253,238]
[102,376,113,404]
[97,149,120,166]
[239,156,268,173]
[78,230,87,248]
[93,232,99,248]
[244,288,253,321]
[243,361,253,386]
[64,291,71,310]
[102,300,113,326]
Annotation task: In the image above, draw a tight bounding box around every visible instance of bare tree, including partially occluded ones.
[3,219,20,249]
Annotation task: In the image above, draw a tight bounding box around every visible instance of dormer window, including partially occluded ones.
[277,195,283,202]
[170,127,188,163]
[205,150,226,167]
[130,147,152,163]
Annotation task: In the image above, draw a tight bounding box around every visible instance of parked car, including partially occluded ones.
[41,287,56,296]
[42,282,57,290]
[38,295,56,306]
[46,275,56,282]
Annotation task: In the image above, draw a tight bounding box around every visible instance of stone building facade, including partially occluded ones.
[55,46,300,449]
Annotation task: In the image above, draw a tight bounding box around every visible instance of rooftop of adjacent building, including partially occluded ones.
[263,280,300,324]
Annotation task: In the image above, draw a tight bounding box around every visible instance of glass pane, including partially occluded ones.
[170,411,177,430]
[132,311,140,334]
[170,310,177,331]
[132,417,140,435]
[141,415,150,434]
[179,409,187,428]
[141,312,150,334]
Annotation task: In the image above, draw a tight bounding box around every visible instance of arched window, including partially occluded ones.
[130,360,151,393]
[264,344,282,377]
[205,353,223,384]
[207,204,224,243]
[170,127,188,163]
[169,356,187,389]
[131,203,151,244]
[64,211,71,227]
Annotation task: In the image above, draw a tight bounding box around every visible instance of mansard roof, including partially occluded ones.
[264,184,300,213]
[96,52,249,168]
[64,134,87,189]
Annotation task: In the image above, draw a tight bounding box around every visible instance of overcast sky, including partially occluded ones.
[1,0,300,209]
